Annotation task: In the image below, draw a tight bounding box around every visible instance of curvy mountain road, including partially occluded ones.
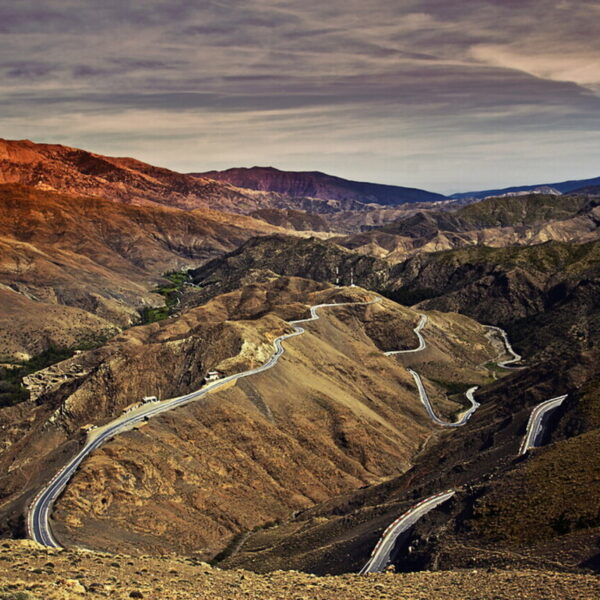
[28,295,503,552]
[360,490,455,574]
[384,314,427,355]
[486,325,522,368]
[407,369,479,428]
[28,297,381,548]
[519,394,568,455]
[359,313,479,574]
[384,314,480,427]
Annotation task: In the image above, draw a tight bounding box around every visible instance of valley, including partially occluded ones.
[0,138,598,599]
[4,2,600,597]
[20,282,499,558]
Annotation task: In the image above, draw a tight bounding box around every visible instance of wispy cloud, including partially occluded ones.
[0,0,598,192]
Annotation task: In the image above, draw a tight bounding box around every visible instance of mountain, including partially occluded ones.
[201,233,600,361]
[211,239,600,575]
[0,276,498,559]
[193,166,446,206]
[335,193,600,261]
[2,140,600,582]
[228,340,600,575]
[450,175,600,200]
[0,139,443,220]
[0,138,373,216]
[0,138,275,213]
[0,183,289,359]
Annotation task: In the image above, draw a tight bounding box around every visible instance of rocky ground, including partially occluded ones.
[1,540,598,600]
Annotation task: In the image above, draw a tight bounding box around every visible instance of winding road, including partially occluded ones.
[28,294,509,555]
[486,325,522,368]
[362,323,567,573]
[385,314,428,355]
[360,490,455,574]
[28,297,381,548]
[383,313,480,428]
[407,369,480,428]
[519,394,568,455]
[361,312,482,573]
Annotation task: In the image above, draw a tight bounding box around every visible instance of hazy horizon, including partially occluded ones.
[2,1,599,194]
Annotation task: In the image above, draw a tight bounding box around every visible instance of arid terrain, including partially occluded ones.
[0,139,599,599]
[0,183,293,359]
[4,0,600,596]
[2,540,599,600]
[1,273,501,558]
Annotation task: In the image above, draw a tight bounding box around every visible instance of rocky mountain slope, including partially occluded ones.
[46,279,497,557]
[189,235,390,304]
[336,194,600,261]
[193,166,445,205]
[0,139,445,221]
[0,184,291,359]
[3,540,598,600]
[0,273,499,559]
[392,239,600,362]
[2,148,600,587]
[227,342,600,575]
[213,239,600,575]
[191,217,600,364]
[0,139,278,214]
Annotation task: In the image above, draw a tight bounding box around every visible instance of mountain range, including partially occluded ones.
[1,138,599,593]
[450,175,600,200]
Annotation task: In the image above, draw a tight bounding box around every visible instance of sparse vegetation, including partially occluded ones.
[471,429,600,546]
[483,361,513,376]
[139,271,192,324]
[1,539,597,600]
[0,335,109,407]
[429,378,473,396]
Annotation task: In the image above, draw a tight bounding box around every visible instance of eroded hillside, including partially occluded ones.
[221,243,600,576]
[48,279,497,557]
[336,194,600,261]
[0,273,499,559]
[0,184,291,358]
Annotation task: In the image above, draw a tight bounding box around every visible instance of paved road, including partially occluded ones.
[385,314,427,355]
[28,296,381,548]
[486,325,522,368]
[360,490,455,574]
[408,369,479,428]
[519,394,568,455]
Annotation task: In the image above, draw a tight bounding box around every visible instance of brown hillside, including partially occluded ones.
[0,277,497,559]
[0,139,273,213]
[0,184,288,358]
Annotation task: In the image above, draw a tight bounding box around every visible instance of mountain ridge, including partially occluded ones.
[193,166,446,206]
[450,175,600,200]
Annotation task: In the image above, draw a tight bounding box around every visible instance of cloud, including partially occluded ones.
[0,0,598,192]
[470,45,600,89]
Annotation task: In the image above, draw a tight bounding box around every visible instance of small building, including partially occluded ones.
[204,370,222,383]
[142,395,158,403]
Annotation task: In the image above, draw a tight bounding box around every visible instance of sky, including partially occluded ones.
[1,0,599,194]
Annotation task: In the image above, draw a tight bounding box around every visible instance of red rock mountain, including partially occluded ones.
[193,166,446,206]
[0,139,292,214]
[0,139,442,217]
[0,183,286,358]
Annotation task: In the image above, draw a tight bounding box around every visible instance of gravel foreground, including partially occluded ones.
[0,540,598,600]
